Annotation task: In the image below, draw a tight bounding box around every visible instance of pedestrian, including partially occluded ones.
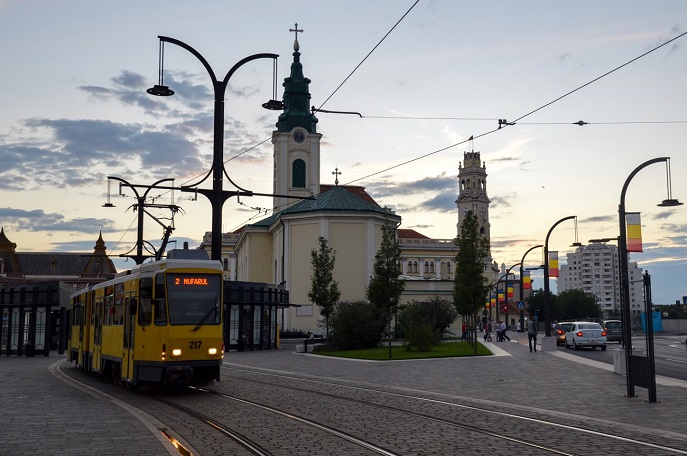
[527,317,538,352]
[483,323,492,342]
[500,320,511,342]
[516,321,522,333]
[461,321,467,341]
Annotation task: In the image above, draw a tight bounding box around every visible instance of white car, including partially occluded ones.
[564,322,607,351]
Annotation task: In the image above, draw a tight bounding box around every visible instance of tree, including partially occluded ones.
[366,222,405,358]
[328,301,386,350]
[454,211,491,353]
[397,296,458,351]
[526,288,560,323]
[558,289,602,320]
[308,236,341,338]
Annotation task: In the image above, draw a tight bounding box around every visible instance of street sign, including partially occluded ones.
[517,301,525,309]
[501,303,509,313]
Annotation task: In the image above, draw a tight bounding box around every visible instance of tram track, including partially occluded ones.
[52,360,269,455]
[147,393,273,456]
[220,364,687,455]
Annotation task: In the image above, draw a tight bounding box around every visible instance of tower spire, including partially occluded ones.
[276,23,318,133]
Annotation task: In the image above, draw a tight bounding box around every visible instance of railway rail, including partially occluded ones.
[218,364,687,455]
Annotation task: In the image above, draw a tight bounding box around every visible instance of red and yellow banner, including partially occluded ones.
[507,284,514,299]
[548,251,559,278]
[626,212,643,252]
[523,270,531,289]
[498,290,504,302]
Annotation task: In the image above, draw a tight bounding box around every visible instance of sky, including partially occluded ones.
[1,1,686,304]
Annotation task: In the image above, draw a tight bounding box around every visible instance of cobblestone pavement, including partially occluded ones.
[229,335,687,437]
[0,355,176,456]
[2,334,687,455]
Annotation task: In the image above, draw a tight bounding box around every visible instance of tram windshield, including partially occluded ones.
[165,274,222,326]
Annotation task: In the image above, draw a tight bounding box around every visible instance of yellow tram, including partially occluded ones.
[68,258,224,386]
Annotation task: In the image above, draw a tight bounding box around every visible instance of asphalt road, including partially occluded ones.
[557,334,687,381]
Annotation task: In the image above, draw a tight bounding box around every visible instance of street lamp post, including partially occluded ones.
[490,264,520,332]
[502,263,521,331]
[543,216,577,351]
[147,36,278,261]
[520,245,543,332]
[618,157,681,397]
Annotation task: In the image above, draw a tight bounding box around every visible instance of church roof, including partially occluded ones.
[398,228,430,239]
[248,186,396,229]
[0,229,117,277]
[281,185,392,216]
[319,184,380,207]
[15,252,116,276]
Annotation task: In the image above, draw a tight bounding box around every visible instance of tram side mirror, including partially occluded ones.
[129,298,138,315]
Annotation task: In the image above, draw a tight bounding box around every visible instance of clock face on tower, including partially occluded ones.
[293,130,305,143]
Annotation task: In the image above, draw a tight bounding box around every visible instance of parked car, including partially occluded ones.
[552,322,574,346]
[602,319,623,343]
[565,322,607,351]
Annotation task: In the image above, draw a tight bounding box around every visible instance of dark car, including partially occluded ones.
[552,322,574,346]
[602,319,623,343]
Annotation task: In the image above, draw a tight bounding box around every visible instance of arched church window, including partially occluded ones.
[223,258,229,271]
[292,159,306,188]
[407,261,412,271]
[447,262,452,273]
[413,261,418,273]
[480,227,485,236]
[424,261,429,272]
[430,262,435,273]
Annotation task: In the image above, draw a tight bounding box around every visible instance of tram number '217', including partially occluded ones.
[189,340,202,349]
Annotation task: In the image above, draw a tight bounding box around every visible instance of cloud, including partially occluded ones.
[654,210,677,220]
[368,172,455,198]
[0,207,116,234]
[489,195,512,208]
[580,215,614,223]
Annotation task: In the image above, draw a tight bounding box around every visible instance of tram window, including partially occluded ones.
[154,299,167,326]
[154,274,167,325]
[113,283,124,326]
[139,277,153,326]
[105,294,114,326]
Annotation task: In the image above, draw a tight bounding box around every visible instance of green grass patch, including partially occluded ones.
[317,341,492,360]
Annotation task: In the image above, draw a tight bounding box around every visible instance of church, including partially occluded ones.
[201,32,497,335]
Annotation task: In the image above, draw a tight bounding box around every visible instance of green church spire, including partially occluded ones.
[276,23,318,133]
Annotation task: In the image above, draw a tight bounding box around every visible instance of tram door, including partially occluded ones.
[92,295,103,373]
[122,294,135,381]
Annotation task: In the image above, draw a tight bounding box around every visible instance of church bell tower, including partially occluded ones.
[272,24,321,212]
[456,151,491,241]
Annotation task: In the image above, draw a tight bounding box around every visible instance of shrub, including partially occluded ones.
[397,297,458,351]
[280,329,308,339]
[328,300,386,350]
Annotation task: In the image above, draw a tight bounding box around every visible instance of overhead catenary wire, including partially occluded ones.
[341,29,687,186]
[315,0,420,112]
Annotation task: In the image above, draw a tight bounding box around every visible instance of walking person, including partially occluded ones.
[484,323,492,342]
[527,317,538,352]
[500,320,511,342]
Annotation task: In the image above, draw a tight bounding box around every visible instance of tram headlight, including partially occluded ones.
[207,347,218,356]
[171,348,183,357]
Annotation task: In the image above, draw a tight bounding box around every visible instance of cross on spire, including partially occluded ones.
[332,167,342,185]
[289,23,303,51]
